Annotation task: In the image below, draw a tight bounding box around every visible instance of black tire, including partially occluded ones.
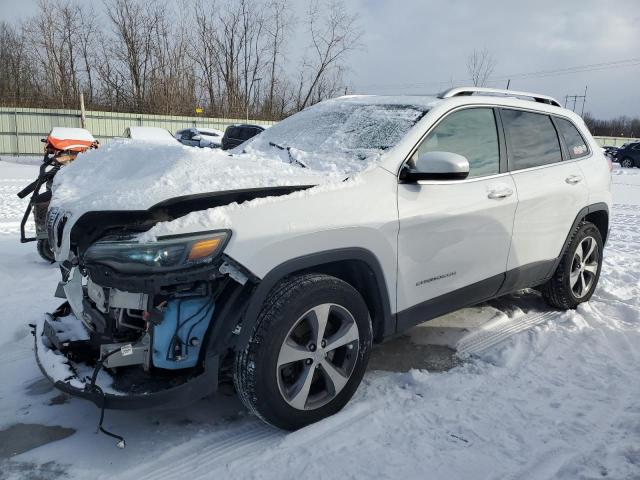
[37,239,55,263]
[621,157,634,168]
[541,221,603,309]
[234,273,372,430]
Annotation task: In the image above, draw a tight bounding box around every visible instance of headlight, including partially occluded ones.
[84,230,230,273]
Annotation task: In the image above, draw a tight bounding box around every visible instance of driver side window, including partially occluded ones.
[412,108,500,178]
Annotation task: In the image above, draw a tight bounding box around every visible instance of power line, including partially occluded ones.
[353,57,640,91]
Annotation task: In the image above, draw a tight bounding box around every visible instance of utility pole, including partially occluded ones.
[564,86,587,115]
[506,79,511,90]
[79,91,86,128]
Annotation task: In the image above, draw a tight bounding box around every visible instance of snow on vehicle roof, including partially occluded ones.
[49,127,96,142]
[51,138,338,217]
[125,126,177,143]
[244,95,437,174]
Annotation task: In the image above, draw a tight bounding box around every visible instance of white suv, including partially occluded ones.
[36,87,611,431]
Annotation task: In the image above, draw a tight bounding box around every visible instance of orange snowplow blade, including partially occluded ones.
[46,127,97,153]
[47,136,95,152]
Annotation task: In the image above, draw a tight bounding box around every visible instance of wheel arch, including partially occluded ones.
[553,202,609,275]
[236,248,394,347]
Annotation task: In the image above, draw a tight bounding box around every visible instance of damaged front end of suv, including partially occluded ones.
[34,187,305,434]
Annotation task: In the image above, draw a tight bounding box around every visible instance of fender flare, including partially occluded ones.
[550,202,609,275]
[235,247,395,347]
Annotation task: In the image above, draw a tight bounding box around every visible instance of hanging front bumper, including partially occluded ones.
[33,314,219,410]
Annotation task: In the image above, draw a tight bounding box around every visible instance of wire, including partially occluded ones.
[87,348,126,448]
[353,57,640,91]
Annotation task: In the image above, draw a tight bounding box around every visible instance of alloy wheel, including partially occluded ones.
[276,303,360,410]
[570,236,599,299]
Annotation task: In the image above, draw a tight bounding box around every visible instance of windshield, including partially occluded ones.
[243,98,428,174]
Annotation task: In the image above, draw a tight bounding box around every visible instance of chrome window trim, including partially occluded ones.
[415,171,511,185]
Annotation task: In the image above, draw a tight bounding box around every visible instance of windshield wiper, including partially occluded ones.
[269,142,308,169]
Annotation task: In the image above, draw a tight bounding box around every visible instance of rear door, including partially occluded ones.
[396,107,518,328]
[502,108,589,281]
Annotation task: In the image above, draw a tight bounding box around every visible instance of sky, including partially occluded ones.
[1,0,638,119]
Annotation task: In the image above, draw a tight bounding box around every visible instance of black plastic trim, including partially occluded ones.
[497,259,556,296]
[235,248,394,346]
[550,202,609,273]
[396,273,504,332]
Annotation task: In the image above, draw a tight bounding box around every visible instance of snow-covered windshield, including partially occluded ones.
[243,97,428,174]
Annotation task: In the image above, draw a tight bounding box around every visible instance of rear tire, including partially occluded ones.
[37,239,55,263]
[234,273,372,430]
[541,221,603,309]
[621,157,634,168]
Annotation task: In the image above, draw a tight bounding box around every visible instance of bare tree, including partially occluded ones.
[103,0,164,111]
[466,48,496,87]
[0,22,36,106]
[264,0,292,115]
[191,0,222,112]
[296,0,362,110]
[2,0,363,118]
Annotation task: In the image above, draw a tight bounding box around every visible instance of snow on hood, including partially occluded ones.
[50,138,338,218]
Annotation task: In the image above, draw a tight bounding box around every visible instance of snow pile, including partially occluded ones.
[50,138,336,217]
[50,96,433,221]
[138,175,364,240]
[48,127,96,143]
[0,159,639,479]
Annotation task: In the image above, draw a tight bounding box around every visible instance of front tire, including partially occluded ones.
[234,273,372,430]
[621,157,634,168]
[541,221,603,309]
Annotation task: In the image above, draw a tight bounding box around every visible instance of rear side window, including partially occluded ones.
[226,127,240,139]
[238,127,258,140]
[413,108,500,178]
[555,118,589,159]
[502,109,562,170]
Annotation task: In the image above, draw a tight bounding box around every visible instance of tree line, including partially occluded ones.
[583,113,640,139]
[0,0,362,120]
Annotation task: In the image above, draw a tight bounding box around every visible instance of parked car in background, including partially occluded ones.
[602,145,618,159]
[176,127,224,148]
[221,124,265,150]
[123,126,177,144]
[614,142,640,168]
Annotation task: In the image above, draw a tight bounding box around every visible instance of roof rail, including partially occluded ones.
[438,87,561,107]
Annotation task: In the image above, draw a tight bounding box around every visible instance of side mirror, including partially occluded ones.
[401,151,470,182]
[192,135,202,141]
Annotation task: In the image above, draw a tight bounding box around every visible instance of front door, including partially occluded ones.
[396,107,517,329]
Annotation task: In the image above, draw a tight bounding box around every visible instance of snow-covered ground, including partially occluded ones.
[0,157,638,480]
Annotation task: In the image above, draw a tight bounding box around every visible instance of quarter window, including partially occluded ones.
[412,108,500,178]
[555,118,589,159]
[501,109,562,170]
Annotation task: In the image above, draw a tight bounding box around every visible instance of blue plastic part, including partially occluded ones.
[152,296,215,370]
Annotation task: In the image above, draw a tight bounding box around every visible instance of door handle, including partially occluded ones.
[487,188,514,199]
[565,175,583,185]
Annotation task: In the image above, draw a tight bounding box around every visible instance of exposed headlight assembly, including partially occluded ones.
[84,230,230,273]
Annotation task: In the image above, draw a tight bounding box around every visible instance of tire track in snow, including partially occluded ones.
[119,422,282,480]
[457,311,559,356]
